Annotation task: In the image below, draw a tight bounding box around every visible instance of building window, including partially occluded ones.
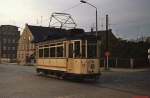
[22,45,24,50]
[29,44,32,49]
[7,54,10,58]
[12,39,15,43]
[22,54,24,58]
[13,54,16,58]
[3,46,6,50]
[8,39,11,43]
[3,38,7,43]
[3,54,6,58]
[8,47,10,50]
[12,47,16,50]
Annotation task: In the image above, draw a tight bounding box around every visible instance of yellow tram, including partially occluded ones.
[35,34,101,80]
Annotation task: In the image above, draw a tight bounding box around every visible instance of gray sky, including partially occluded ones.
[0,0,150,40]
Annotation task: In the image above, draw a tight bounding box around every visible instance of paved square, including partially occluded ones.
[0,64,150,98]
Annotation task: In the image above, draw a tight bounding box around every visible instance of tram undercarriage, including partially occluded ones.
[36,68,100,80]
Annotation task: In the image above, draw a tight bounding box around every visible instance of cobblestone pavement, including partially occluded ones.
[0,64,150,98]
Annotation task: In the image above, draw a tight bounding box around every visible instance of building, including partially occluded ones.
[0,25,20,63]
[145,37,150,43]
[87,29,118,57]
[17,24,83,64]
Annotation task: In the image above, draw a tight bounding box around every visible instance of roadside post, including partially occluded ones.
[105,51,110,70]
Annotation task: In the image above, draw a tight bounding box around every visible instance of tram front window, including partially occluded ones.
[39,49,43,58]
[50,47,55,57]
[57,46,63,57]
[74,41,80,58]
[44,48,49,57]
[87,40,97,58]
[69,41,81,58]
[69,43,73,58]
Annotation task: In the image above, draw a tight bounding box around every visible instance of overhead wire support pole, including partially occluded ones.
[80,0,98,38]
[105,14,109,70]
[80,0,99,58]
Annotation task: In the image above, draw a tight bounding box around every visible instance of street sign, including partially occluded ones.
[105,51,110,57]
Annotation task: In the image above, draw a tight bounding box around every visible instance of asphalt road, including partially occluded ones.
[0,64,150,98]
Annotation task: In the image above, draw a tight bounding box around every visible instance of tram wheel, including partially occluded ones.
[36,68,42,75]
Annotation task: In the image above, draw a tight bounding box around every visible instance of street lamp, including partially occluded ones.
[80,0,98,37]
[80,0,99,58]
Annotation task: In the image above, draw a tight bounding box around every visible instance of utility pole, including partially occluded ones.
[40,16,43,26]
[105,14,109,70]
[106,15,109,52]
[80,0,99,57]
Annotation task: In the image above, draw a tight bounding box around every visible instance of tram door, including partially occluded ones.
[67,42,74,72]
[67,40,82,73]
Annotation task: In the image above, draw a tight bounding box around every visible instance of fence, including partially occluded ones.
[100,58,150,68]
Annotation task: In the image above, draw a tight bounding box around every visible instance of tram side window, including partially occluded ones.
[87,40,97,58]
[74,41,80,58]
[44,48,49,57]
[82,40,86,58]
[64,43,66,57]
[69,43,73,58]
[39,49,43,58]
[57,46,63,57]
[50,47,55,57]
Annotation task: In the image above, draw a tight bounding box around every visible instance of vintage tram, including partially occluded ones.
[35,31,101,80]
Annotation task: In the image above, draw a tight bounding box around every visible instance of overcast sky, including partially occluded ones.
[0,0,150,40]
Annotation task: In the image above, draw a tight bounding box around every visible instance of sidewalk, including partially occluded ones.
[101,67,150,72]
[0,63,18,65]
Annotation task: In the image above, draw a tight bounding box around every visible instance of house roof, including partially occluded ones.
[0,25,19,28]
[28,25,66,42]
[26,24,85,42]
[86,29,118,42]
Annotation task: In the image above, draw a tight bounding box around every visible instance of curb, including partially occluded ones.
[101,68,150,72]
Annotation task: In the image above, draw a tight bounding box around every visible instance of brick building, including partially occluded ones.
[17,24,70,64]
[0,25,20,63]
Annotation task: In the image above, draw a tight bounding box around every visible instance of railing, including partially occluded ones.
[100,58,150,68]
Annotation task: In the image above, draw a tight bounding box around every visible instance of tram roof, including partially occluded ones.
[36,34,97,45]
[27,25,86,43]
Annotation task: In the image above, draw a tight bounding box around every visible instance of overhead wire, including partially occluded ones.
[61,0,91,12]
[62,3,82,12]
[40,0,91,28]
[41,2,83,26]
